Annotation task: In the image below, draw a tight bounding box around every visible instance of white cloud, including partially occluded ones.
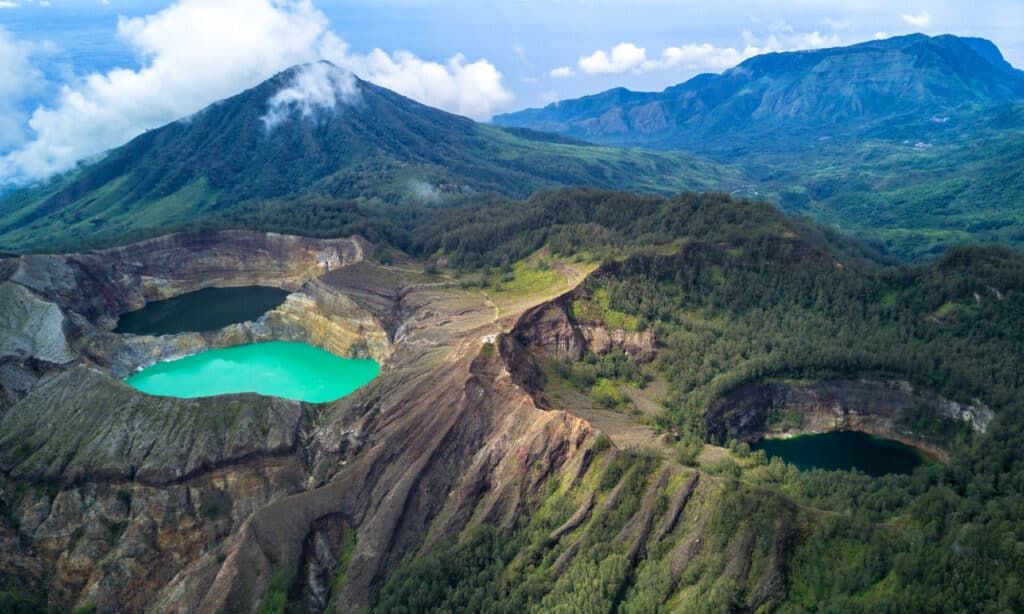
[0,0,514,185]
[513,43,528,64]
[575,27,842,77]
[579,42,648,75]
[261,61,359,130]
[549,66,574,78]
[659,43,748,72]
[0,1,21,8]
[902,12,932,28]
[1,0,343,184]
[347,49,512,120]
[874,32,891,40]
[406,179,441,203]
[0,28,46,151]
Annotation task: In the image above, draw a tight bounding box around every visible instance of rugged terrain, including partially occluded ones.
[495,34,1024,154]
[0,226,978,614]
[0,40,1021,606]
[0,230,603,610]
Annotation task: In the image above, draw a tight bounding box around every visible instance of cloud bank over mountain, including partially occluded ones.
[575,27,843,76]
[0,0,513,185]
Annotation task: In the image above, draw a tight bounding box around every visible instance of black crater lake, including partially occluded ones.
[751,431,925,476]
[114,286,289,336]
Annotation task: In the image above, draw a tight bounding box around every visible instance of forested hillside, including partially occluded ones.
[0,63,739,253]
[495,35,1024,259]
[348,188,1024,611]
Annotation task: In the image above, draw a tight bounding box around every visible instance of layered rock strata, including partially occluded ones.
[0,233,597,611]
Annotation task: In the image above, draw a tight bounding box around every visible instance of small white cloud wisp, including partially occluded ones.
[260,62,359,130]
[406,179,442,204]
[902,12,933,28]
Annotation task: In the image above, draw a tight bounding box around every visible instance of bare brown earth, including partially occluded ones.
[0,231,979,612]
[0,231,601,611]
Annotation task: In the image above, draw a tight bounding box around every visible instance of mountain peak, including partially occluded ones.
[0,65,739,251]
[494,34,1024,152]
[259,61,362,129]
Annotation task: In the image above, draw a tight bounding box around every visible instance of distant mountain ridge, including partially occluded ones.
[0,62,739,252]
[496,34,1024,259]
[494,34,1024,154]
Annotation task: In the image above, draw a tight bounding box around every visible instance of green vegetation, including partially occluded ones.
[259,568,296,614]
[352,187,1024,610]
[759,130,1024,260]
[767,408,803,431]
[3,166,1024,609]
[568,288,641,330]
[373,449,669,613]
[580,242,1024,444]
[495,35,1024,260]
[0,70,739,252]
[552,350,650,393]
[325,529,358,611]
[0,587,48,613]
[590,378,629,409]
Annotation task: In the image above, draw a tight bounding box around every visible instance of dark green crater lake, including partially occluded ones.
[751,431,925,476]
[115,286,289,336]
[125,341,380,403]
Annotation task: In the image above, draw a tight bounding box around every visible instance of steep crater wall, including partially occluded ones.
[705,379,993,460]
[0,231,392,408]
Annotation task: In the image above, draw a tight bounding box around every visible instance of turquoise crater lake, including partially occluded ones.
[125,342,380,403]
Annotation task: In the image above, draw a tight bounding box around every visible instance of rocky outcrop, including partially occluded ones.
[1,453,306,612]
[705,378,992,458]
[10,230,365,329]
[0,366,304,485]
[514,296,658,363]
[81,287,391,380]
[0,282,74,365]
[577,323,657,363]
[0,281,76,412]
[0,231,376,409]
[515,298,583,362]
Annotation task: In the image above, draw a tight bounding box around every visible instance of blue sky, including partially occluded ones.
[1,0,1022,184]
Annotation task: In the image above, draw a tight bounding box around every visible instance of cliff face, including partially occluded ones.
[515,296,657,363]
[0,233,599,612]
[705,379,992,458]
[577,324,657,363]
